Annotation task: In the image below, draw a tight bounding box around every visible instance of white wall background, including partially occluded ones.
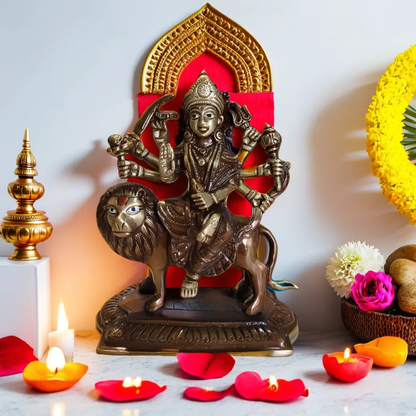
[1,0,415,332]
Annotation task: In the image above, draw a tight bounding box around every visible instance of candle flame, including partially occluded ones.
[57,302,68,331]
[46,347,66,373]
[122,377,142,388]
[344,348,351,362]
[269,375,279,391]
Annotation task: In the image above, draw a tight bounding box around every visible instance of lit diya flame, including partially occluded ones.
[122,376,142,394]
[23,347,88,392]
[344,348,351,363]
[269,375,279,391]
[46,347,66,373]
[322,348,373,383]
[122,377,142,388]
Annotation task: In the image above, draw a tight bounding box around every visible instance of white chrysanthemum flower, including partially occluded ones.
[326,241,385,298]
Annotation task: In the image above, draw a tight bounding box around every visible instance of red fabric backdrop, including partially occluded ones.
[129,51,275,288]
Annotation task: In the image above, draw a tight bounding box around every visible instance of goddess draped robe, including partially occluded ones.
[157,138,241,277]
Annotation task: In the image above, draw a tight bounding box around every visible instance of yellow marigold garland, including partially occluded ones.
[366,45,416,224]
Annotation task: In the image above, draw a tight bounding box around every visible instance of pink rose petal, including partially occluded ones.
[351,271,395,312]
[177,352,235,379]
[235,371,308,402]
[183,385,234,401]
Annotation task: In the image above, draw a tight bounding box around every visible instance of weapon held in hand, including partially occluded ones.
[229,101,288,198]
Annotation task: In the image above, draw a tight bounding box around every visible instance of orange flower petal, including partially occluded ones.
[354,336,408,367]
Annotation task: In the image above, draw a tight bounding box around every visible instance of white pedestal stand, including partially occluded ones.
[0,257,50,358]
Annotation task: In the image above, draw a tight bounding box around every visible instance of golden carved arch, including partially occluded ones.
[141,3,272,94]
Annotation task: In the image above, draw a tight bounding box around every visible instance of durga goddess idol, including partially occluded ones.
[103,69,296,315]
[95,4,299,355]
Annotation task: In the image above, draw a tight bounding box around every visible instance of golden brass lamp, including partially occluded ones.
[0,129,53,260]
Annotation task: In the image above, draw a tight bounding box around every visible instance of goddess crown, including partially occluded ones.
[183,70,224,115]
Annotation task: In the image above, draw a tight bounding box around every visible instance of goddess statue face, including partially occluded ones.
[188,105,224,139]
[106,196,145,237]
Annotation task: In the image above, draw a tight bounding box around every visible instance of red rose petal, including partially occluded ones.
[235,371,308,402]
[183,385,234,401]
[95,380,167,402]
[0,336,38,376]
[177,352,235,379]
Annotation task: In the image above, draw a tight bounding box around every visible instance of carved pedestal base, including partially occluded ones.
[96,285,298,356]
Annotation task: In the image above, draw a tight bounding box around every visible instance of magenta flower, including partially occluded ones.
[350,271,395,312]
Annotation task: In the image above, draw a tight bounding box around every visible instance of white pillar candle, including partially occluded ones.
[48,302,74,363]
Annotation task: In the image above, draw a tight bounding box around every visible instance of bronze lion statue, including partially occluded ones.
[97,182,297,315]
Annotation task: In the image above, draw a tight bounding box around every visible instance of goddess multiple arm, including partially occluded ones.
[106,71,290,300]
[108,124,287,212]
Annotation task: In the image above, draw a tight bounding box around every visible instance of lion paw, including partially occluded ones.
[180,285,199,298]
[146,296,164,312]
[246,298,263,315]
[180,276,199,298]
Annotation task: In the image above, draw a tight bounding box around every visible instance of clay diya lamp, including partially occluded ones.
[95,377,167,401]
[354,336,408,367]
[183,385,234,401]
[323,348,373,383]
[235,371,308,402]
[23,347,88,392]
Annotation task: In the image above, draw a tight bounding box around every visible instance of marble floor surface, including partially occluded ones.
[1,331,415,416]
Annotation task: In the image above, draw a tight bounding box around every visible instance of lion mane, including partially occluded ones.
[97,182,164,263]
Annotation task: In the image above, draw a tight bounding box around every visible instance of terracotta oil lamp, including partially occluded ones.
[23,347,87,392]
[323,347,373,383]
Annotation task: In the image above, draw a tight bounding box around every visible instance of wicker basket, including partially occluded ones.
[341,298,416,355]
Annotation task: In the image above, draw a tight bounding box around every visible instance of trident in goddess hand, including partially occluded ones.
[228,102,290,199]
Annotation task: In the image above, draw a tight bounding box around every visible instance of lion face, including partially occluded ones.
[106,195,145,238]
[97,182,164,262]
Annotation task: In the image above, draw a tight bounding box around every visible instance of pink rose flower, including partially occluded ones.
[350,271,395,312]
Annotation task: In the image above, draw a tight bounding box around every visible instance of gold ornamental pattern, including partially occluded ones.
[1,220,52,246]
[141,3,272,94]
[8,182,45,201]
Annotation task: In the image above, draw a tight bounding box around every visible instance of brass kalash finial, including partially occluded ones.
[0,129,53,260]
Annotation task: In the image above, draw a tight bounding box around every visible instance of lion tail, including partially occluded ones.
[259,226,299,291]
